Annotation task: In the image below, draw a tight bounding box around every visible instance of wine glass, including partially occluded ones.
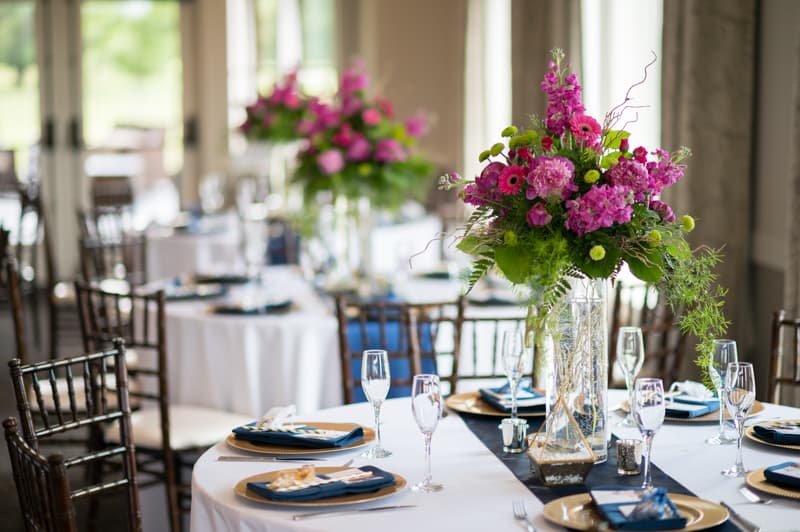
[633,378,665,491]
[721,362,756,477]
[361,349,392,458]
[616,326,645,428]
[706,339,738,445]
[411,374,443,492]
[502,330,526,420]
[241,217,268,283]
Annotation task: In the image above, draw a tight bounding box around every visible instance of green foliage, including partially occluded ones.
[0,4,34,86]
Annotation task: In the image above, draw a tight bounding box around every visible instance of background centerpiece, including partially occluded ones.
[441,49,728,468]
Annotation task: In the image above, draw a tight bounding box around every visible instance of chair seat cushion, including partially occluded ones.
[106,404,250,451]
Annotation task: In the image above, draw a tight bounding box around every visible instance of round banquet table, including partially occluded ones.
[190,391,800,532]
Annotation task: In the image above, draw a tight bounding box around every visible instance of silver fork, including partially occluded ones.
[512,500,536,532]
[740,486,772,505]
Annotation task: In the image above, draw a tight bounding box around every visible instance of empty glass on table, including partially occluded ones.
[411,374,443,492]
[721,362,756,477]
[502,330,526,420]
[706,339,738,445]
[633,377,665,492]
[361,349,392,458]
[616,326,645,428]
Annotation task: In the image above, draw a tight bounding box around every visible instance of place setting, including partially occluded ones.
[136,275,228,301]
[209,284,294,315]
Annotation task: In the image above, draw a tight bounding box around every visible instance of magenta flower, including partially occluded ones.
[646,149,684,194]
[619,137,630,152]
[498,165,525,195]
[332,124,354,147]
[463,162,505,206]
[375,97,395,119]
[525,156,577,201]
[565,184,634,236]
[541,64,585,137]
[527,203,552,227]
[346,135,371,161]
[375,138,407,162]
[340,66,368,94]
[650,199,676,223]
[633,146,648,163]
[541,136,554,152]
[569,114,602,150]
[405,114,428,138]
[362,108,381,126]
[317,149,344,175]
[511,147,534,166]
[605,158,650,199]
[341,95,363,116]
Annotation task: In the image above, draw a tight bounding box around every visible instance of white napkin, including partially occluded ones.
[257,405,296,430]
[667,380,715,403]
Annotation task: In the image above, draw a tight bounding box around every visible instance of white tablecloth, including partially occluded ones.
[190,391,800,532]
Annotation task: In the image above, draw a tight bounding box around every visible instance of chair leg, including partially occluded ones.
[164,450,181,532]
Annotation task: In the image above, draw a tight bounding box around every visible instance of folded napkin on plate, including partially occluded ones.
[753,421,800,445]
[247,465,395,502]
[664,396,719,418]
[232,423,364,449]
[212,299,292,315]
[478,378,545,413]
[590,487,687,531]
[763,461,800,489]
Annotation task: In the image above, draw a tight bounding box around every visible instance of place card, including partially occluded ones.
[590,488,687,530]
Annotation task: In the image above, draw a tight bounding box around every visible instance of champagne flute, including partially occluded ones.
[706,339,738,445]
[721,362,756,477]
[361,349,392,458]
[502,330,526,420]
[616,326,645,428]
[633,378,665,492]
[411,374,443,492]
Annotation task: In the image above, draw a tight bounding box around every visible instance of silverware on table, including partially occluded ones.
[292,504,417,521]
[511,500,537,532]
[217,455,326,463]
[721,501,761,532]
[739,486,772,505]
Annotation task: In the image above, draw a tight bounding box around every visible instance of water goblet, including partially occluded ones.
[502,330,526,420]
[361,349,392,458]
[721,362,756,477]
[411,374,443,492]
[616,326,645,428]
[706,339,738,445]
[633,377,665,492]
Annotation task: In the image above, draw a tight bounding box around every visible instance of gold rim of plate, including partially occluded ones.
[225,422,375,455]
[542,493,728,532]
[234,466,407,507]
[620,400,765,423]
[745,468,800,500]
[744,420,800,452]
[444,390,545,418]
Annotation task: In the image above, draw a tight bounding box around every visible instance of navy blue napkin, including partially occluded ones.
[753,421,800,445]
[213,299,292,315]
[664,397,719,418]
[763,461,800,489]
[246,465,395,502]
[478,378,545,413]
[232,423,364,449]
[590,487,687,530]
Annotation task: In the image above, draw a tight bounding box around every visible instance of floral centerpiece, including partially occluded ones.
[441,49,728,468]
[292,62,433,210]
[239,70,308,142]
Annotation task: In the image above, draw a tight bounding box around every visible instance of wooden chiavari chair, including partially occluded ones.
[7,339,141,531]
[768,310,800,405]
[79,234,148,289]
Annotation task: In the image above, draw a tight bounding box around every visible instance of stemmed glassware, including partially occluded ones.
[633,378,665,492]
[411,374,443,492]
[617,326,645,428]
[721,362,756,477]
[706,339,739,445]
[502,330,526,420]
[361,349,392,458]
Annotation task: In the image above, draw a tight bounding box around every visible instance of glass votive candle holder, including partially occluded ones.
[499,418,529,454]
[616,439,642,476]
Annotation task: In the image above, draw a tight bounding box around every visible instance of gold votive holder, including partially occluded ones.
[526,433,594,486]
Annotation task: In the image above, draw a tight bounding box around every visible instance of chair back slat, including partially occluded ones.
[79,234,148,288]
[769,310,800,405]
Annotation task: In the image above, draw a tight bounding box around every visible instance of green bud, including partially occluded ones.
[508,135,524,150]
[524,130,539,143]
[589,245,606,261]
[681,215,695,233]
[479,150,491,162]
[584,169,600,184]
[503,230,518,247]
[501,125,518,137]
[358,163,372,176]
[490,143,505,157]
[649,229,662,242]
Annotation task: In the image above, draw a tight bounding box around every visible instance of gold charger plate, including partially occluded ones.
[234,466,407,507]
[745,468,800,500]
[620,400,765,423]
[226,422,375,455]
[542,493,728,532]
[445,390,545,418]
[744,420,800,452]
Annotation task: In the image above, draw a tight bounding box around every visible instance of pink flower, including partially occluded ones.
[565,184,633,236]
[605,158,650,200]
[541,63,585,136]
[568,114,602,149]
[646,149,684,194]
[346,135,371,161]
[463,162,505,207]
[525,156,576,201]
[362,108,381,126]
[340,67,368,94]
[649,199,676,223]
[511,147,534,166]
[541,136,553,151]
[296,120,314,135]
[375,138,407,162]
[284,92,302,110]
[341,95,363,116]
[498,165,525,195]
[526,203,552,226]
[333,124,354,147]
[405,114,428,138]
[317,149,344,175]
[619,137,630,152]
[633,146,648,163]
[375,97,395,119]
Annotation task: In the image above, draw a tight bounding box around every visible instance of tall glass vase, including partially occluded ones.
[544,277,609,463]
[329,195,374,285]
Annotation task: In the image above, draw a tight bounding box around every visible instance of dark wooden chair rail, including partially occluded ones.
[769,309,800,405]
